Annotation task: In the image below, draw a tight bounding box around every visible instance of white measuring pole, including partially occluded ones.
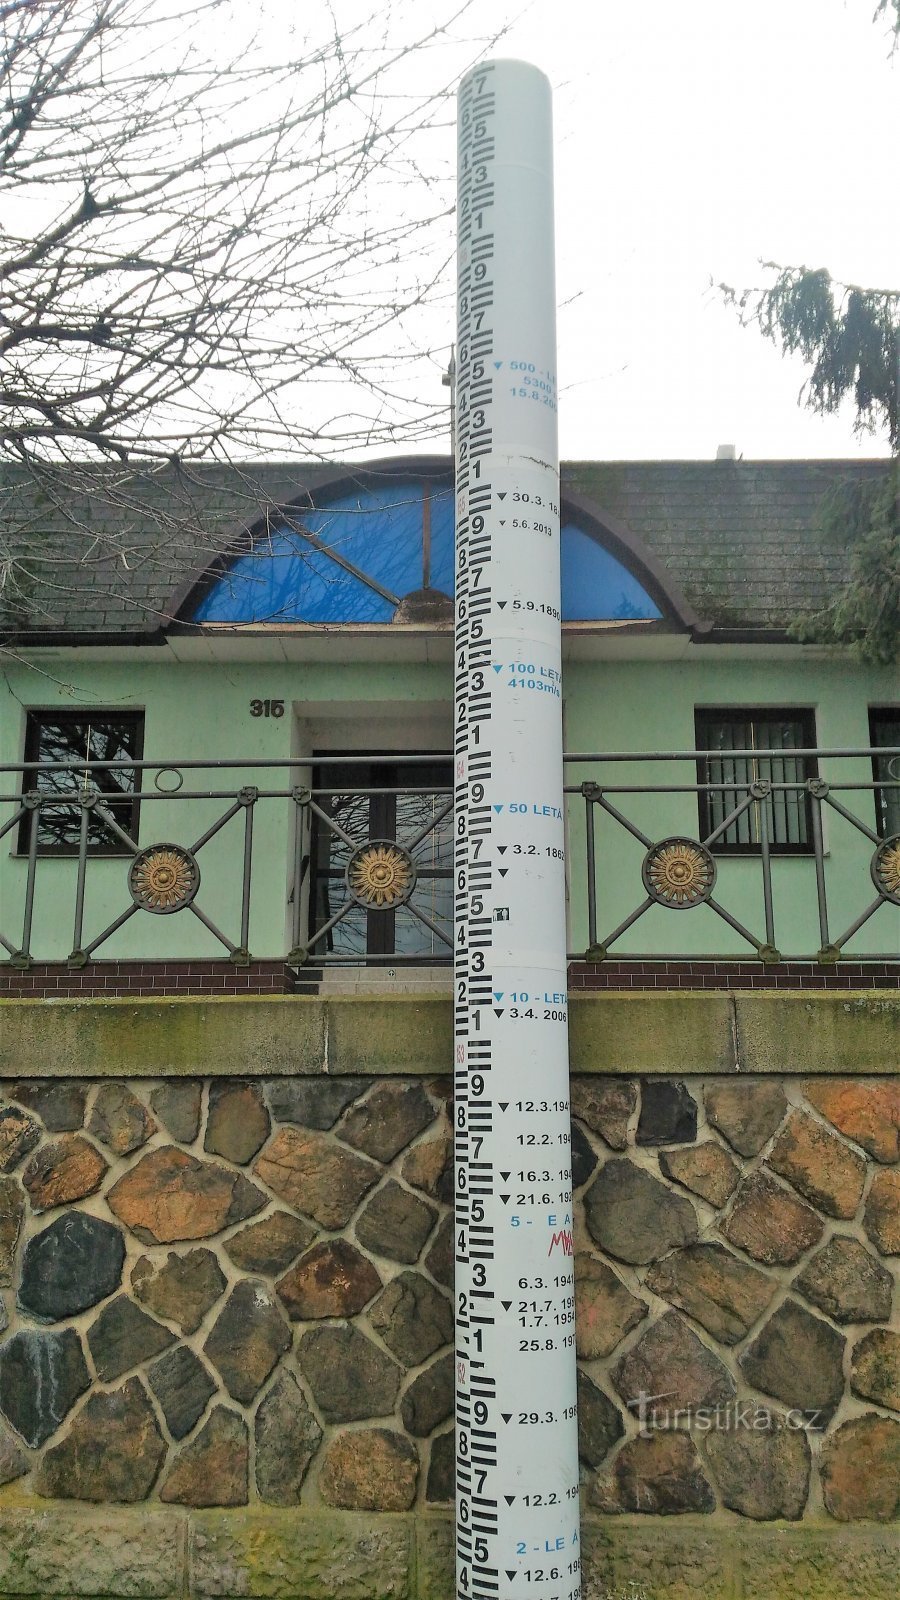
[454,59,580,1600]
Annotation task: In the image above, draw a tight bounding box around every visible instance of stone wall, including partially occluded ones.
[0,994,898,1599]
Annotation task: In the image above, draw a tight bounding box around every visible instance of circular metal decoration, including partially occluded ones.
[871,834,900,906]
[153,767,184,794]
[346,841,416,910]
[642,837,717,909]
[128,844,200,914]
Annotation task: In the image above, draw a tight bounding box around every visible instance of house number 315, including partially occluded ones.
[249,699,285,717]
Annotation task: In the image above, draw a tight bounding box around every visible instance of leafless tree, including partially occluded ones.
[0,0,488,633]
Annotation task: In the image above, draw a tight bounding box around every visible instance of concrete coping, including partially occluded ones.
[0,1503,897,1600]
[0,990,897,1078]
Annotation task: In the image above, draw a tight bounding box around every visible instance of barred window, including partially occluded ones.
[695,709,817,853]
[20,711,144,855]
[870,708,900,839]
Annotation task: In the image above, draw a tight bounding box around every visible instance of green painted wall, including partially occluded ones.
[1,650,896,963]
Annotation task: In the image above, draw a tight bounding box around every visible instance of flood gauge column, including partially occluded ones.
[454,59,581,1600]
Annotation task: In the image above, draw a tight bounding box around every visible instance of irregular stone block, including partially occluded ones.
[0,1105,41,1172]
[612,1312,735,1418]
[224,1211,315,1276]
[276,1239,381,1319]
[637,1080,698,1146]
[424,1213,453,1288]
[659,1141,739,1208]
[368,1270,452,1367]
[0,1419,27,1486]
[88,1294,176,1382]
[820,1413,900,1521]
[646,1243,776,1346]
[794,1235,894,1323]
[150,1081,202,1144]
[263,1076,367,1130]
[18,1212,125,1320]
[320,1428,418,1511]
[571,1122,599,1188]
[400,1351,454,1436]
[574,1252,647,1360]
[149,1345,217,1440]
[0,1327,89,1446]
[22,1135,107,1211]
[108,1146,266,1243]
[426,1430,455,1503]
[132,1247,226,1334]
[253,1128,379,1228]
[804,1078,900,1164]
[739,1298,846,1426]
[863,1166,900,1255]
[400,1133,453,1203]
[584,1158,698,1265]
[297,1324,402,1423]
[570,1079,637,1150]
[9,1081,87,1132]
[205,1081,271,1166]
[355,1179,437,1264]
[337,1081,436,1163]
[705,1081,787,1157]
[204,1280,291,1404]
[577,1368,624,1469]
[702,1408,811,1519]
[88,1085,156,1156]
[721,1170,823,1265]
[590,1432,715,1515]
[0,1507,183,1596]
[188,1508,411,1599]
[36,1378,166,1502]
[255,1370,322,1505]
[768,1110,866,1219]
[0,1175,24,1285]
[850,1327,900,1412]
[161,1406,248,1506]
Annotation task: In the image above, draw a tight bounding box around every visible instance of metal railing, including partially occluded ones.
[567,746,899,965]
[0,748,897,969]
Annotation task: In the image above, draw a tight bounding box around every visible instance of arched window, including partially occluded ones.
[189,477,666,626]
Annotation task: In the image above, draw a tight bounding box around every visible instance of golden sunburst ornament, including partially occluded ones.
[642,837,716,909]
[871,835,900,906]
[128,844,200,914]
[346,841,416,910]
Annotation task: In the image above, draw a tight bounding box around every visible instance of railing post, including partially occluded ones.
[808,780,839,962]
[753,780,779,961]
[234,785,257,964]
[13,793,41,967]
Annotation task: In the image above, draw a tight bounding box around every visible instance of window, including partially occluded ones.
[309,756,452,960]
[20,711,144,854]
[870,708,900,839]
[695,708,817,853]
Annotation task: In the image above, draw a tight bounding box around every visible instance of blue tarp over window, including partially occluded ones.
[193,483,662,624]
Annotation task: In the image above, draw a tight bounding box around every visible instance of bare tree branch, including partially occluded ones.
[0,0,501,630]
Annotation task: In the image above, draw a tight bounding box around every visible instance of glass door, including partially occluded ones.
[309,755,452,961]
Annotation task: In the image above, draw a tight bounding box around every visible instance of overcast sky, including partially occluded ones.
[439,0,896,461]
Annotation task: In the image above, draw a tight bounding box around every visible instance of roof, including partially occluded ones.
[0,455,892,644]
